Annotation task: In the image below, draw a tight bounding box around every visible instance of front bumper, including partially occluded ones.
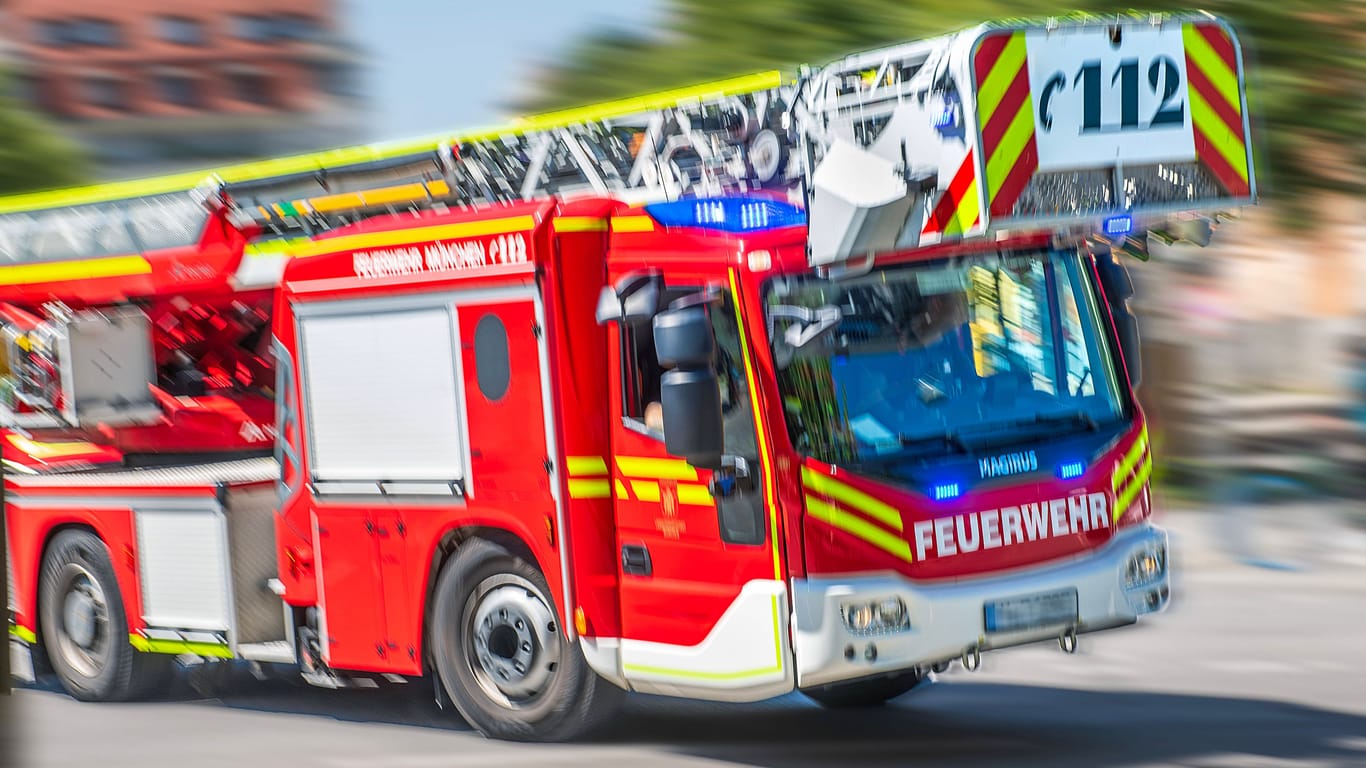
[792,523,1169,688]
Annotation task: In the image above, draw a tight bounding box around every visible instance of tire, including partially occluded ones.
[430,538,621,741]
[38,529,172,701]
[802,671,925,708]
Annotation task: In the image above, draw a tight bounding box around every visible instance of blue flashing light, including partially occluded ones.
[644,196,807,234]
[932,482,961,501]
[1058,461,1087,480]
[1103,214,1134,237]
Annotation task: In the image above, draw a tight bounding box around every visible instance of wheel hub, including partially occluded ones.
[469,581,560,702]
[63,589,99,649]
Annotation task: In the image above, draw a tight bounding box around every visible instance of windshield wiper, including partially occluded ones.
[896,431,970,454]
[1015,410,1099,432]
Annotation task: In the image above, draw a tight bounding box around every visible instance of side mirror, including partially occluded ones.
[1114,310,1142,389]
[653,305,723,468]
[596,271,663,326]
[1094,249,1141,389]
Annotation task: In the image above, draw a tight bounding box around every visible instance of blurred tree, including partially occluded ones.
[0,72,87,195]
[522,0,1366,216]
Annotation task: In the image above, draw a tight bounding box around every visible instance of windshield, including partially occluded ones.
[769,249,1127,467]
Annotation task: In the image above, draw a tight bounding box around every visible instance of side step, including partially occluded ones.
[238,641,295,664]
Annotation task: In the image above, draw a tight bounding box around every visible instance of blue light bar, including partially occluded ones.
[644,196,807,233]
[1103,214,1134,237]
[1057,461,1086,480]
[932,483,961,501]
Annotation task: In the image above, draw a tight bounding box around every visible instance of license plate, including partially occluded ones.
[984,588,1078,634]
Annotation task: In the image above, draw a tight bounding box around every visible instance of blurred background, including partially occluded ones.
[0,0,1363,561]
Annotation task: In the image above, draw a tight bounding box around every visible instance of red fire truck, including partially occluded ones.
[6,14,1254,741]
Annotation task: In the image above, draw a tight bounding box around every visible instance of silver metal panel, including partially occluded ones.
[5,457,279,488]
[135,506,233,633]
[225,485,286,646]
[300,308,465,482]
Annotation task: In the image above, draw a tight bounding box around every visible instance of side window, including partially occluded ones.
[710,293,757,459]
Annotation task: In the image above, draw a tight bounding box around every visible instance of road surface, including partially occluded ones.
[7,508,1366,768]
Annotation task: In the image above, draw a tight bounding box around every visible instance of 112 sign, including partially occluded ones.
[1023,27,1196,172]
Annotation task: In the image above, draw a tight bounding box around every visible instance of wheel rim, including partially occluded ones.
[54,563,112,679]
[462,573,562,713]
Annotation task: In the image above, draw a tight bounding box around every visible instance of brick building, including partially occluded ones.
[0,0,365,177]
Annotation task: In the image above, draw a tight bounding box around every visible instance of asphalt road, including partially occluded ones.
[7,508,1366,768]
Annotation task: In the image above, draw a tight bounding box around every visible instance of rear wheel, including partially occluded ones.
[802,671,925,708]
[431,538,620,741]
[38,529,172,701]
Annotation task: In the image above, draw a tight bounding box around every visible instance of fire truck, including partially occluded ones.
[5,13,1254,741]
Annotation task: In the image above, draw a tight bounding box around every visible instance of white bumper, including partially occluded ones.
[792,523,1169,688]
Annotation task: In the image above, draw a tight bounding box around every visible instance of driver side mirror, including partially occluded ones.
[596,271,663,327]
[1095,249,1142,389]
[653,304,723,469]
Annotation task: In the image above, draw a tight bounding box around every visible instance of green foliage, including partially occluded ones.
[0,73,87,195]
[523,0,1366,214]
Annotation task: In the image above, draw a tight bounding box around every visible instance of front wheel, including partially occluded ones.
[38,529,172,701]
[802,671,925,708]
[431,538,620,741]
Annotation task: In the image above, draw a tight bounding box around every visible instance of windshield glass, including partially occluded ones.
[769,249,1127,467]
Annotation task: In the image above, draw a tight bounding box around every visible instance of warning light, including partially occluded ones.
[932,483,961,501]
[1103,215,1134,237]
[1057,461,1086,480]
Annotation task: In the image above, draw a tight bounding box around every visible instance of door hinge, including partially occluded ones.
[396,519,406,538]
[543,458,553,474]
[532,322,543,339]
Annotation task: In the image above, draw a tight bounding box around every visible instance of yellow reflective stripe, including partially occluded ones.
[1189,88,1249,182]
[806,497,914,563]
[801,466,902,532]
[610,216,656,233]
[977,32,1027,120]
[0,255,151,286]
[614,479,630,500]
[730,269,784,579]
[630,480,661,502]
[6,434,104,460]
[1183,24,1240,115]
[986,98,1035,201]
[304,179,452,214]
[129,634,233,659]
[1114,455,1154,521]
[478,71,784,141]
[246,237,310,259]
[566,456,608,476]
[676,483,714,507]
[293,215,537,259]
[9,624,37,644]
[621,595,783,681]
[553,217,609,233]
[615,456,698,481]
[567,479,611,499]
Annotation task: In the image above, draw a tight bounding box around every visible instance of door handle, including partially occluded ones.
[621,544,652,576]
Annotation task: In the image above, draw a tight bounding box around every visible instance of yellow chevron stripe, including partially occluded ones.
[9,624,37,644]
[0,255,151,286]
[1114,428,1149,484]
[943,178,981,237]
[1190,88,1249,183]
[801,467,902,532]
[566,456,608,476]
[807,497,914,562]
[677,483,715,507]
[977,32,1027,122]
[631,479,662,502]
[616,456,699,481]
[986,97,1036,202]
[293,215,537,259]
[1183,25,1240,116]
[567,479,611,499]
[1114,455,1154,521]
[615,479,629,500]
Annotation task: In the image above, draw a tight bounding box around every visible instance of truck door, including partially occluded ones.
[609,282,791,699]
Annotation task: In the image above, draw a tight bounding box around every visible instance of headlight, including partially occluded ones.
[841,597,910,635]
[1125,543,1167,589]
